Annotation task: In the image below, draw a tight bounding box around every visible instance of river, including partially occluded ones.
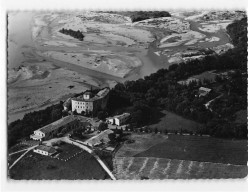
[7,12,231,124]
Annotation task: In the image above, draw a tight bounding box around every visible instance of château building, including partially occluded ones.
[71,88,110,115]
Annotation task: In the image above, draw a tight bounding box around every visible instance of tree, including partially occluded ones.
[98,122,108,131]
[51,108,62,121]
[97,111,106,120]
[108,133,116,143]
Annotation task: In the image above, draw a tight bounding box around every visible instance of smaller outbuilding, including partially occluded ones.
[106,113,130,126]
[33,145,57,156]
[198,87,212,97]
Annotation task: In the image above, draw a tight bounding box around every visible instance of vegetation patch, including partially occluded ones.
[59,28,85,41]
[149,110,203,132]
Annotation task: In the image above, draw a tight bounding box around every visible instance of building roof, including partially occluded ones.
[35,115,79,134]
[35,145,57,154]
[63,98,71,107]
[84,129,113,146]
[72,88,110,102]
[114,113,130,120]
[199,87,212,93]
[96,88,109,97]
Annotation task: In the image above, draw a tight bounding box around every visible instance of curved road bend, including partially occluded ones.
[62,137,116,180]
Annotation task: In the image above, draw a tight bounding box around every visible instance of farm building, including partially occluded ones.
[30,115,83,141]
[106,113,130,126]
[198,87,212,97]
[33,145,57,156]
[84,129,113,147]
[70,88,110,115]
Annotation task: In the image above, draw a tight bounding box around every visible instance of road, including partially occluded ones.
[62,137,116,180]
[9,145,38,170]
[9,148,30,156]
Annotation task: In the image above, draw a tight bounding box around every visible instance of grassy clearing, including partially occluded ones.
[114,157,248,179]
[9,151,109,180]
[135,135,247,165]
[115,133,168,157]
[150,110,203,132]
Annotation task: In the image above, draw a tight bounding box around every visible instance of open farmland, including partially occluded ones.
[114,157,247,179]
[9,151,109,180]
[113,135,247,179]
[135,135,247,165]
[115,133,168,157]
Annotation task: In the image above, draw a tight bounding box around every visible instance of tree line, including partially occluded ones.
[59,28,85,41]
[8,102,64,148]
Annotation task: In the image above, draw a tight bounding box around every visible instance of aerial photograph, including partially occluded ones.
[7,10,247,180]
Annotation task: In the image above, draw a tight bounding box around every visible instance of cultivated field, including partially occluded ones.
[114,134,247,179]
[114,157,247,179]
[115,133,168,157]
[135,135,247,165]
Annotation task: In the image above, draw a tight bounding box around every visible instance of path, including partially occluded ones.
[62,137,116,180]
[9,148,29,156]
[9,145,38,170]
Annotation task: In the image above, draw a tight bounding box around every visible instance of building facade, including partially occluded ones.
[30,115,81,141]
[106,113,130,126]
[33,145,57,156]
[71,88,110,115]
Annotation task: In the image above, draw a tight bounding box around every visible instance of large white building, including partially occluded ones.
[106,113,130,126]
[71,88,110,115]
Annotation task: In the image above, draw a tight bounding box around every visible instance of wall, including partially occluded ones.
[72,100,94,114]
